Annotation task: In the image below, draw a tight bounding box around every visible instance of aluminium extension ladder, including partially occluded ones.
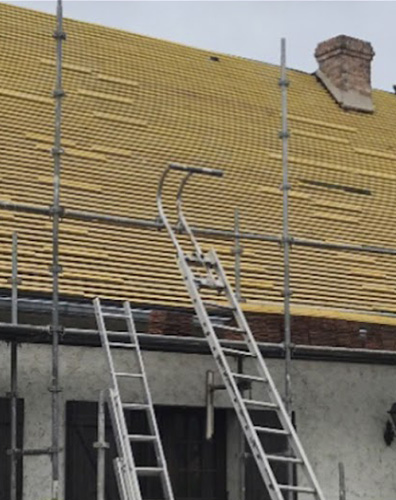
[93,297,174,500]
[157,163,326,500]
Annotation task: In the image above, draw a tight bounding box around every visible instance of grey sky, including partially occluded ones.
[4,1,396,92]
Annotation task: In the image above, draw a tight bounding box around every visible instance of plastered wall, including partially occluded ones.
[0,342,395,500]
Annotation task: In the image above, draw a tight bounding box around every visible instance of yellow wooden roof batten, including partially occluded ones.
[2,3,396,326]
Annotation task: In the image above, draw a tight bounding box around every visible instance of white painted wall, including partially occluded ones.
[0,341,395,500]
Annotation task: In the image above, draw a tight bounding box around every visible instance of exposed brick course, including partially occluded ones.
[148,308,396,351]
[148,309,193,336]
[247,312,396,350]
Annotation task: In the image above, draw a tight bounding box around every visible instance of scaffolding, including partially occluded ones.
[50,1,65,495]
[1,1,396,500]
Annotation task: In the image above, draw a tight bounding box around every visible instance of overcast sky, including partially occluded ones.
[4,1,396,92]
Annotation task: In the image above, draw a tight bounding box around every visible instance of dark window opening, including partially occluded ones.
[65,401,226,500]
[300,179,372,196]
[209,56,220,62]
[0,397,24,500]
[246,410,297,500]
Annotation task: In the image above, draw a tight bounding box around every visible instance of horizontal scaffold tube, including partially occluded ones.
[1,200,396,256]
[0,322,396,363]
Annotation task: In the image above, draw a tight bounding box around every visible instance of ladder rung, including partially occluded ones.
[128,434,157,442]
[267,454,302,464]
[232,373,265,383]
[242,399,278,410]
[255,426,289,436]
[136,467,163,476]
[108,342,136,349]
[214,324,244,333]
[194,277,224,290]
[102,312,128,319]
[122,403,149,410]
[222,347,255,357]
[204,301,235,311]
[185,254,213,267]
[278,484,316,494]
[115,372,143,378]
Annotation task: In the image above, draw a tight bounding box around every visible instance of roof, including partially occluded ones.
[1,3,396,325]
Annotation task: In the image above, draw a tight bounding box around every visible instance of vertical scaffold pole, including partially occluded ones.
[10,232,19,500]
[234,208,242,302]
[11,233,18,326]
[51,1,65,498]
[233,208,245,499]
[237,356,246,500]
[279,38,293,498]
[94,391,109,500]
[339,462,346,500]
[279,37,292,416]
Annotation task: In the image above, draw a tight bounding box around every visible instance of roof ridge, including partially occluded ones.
[0,1,307,82]
[1,1,394,94]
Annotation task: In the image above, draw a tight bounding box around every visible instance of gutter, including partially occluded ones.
[1,322,396,365]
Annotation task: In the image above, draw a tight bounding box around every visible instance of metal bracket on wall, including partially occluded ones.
[205,370,226,440]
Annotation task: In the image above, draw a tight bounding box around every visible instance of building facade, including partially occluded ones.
[1,3,396,500]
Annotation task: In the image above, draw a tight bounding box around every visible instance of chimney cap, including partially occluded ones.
[315,34,375,61]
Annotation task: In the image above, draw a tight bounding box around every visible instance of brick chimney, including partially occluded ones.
[315,35,375,112]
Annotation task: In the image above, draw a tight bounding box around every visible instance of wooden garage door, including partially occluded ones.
[0,397,24,500]
[65,402,226,500]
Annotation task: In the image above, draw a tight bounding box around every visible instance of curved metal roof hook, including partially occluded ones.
[157,163,223,257]
[176,171,193,234]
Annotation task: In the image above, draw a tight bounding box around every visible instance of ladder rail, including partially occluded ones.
[211,249,326,499]
[114,457,129,500]
[94,298,142,500]
[177,255,283,500]
[109,392,142,500]
[123,301,175,500]
[158,166,282,498]
[156,163,222,257]
[175,171,203,259]
[157,164,327,500]
[157,165,185,253]
[94,296,175,500]
[94,297,122,395]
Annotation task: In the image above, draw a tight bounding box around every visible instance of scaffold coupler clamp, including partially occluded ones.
[278,77,290,88]
[53,30,66,41]
[52,89,66,98]
[155,214,164,231]
[48,324,65,339]
[279,234,294,249]
[278,130,290,139]
[48,204,65,220]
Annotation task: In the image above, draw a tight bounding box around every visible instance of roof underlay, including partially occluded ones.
[1,3,396,326]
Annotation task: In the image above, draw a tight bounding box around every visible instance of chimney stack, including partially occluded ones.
[315,35,375,112]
